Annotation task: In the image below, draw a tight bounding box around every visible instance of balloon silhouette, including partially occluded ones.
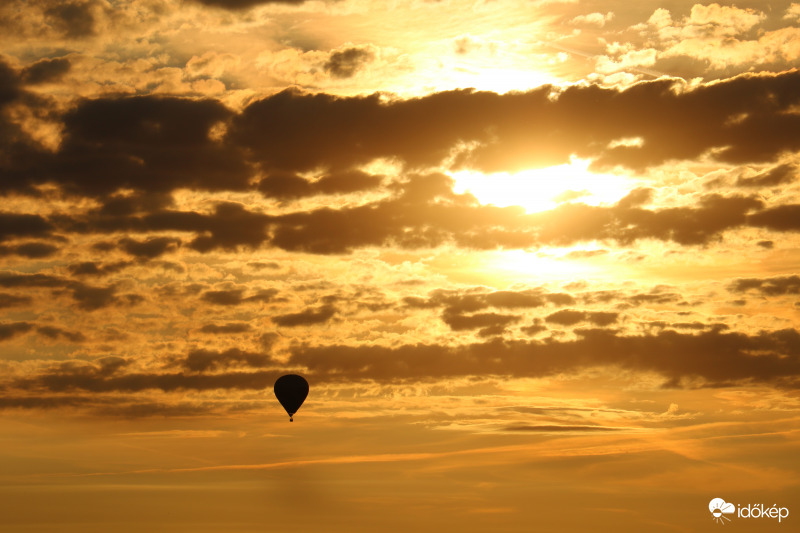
[273,374,309,422]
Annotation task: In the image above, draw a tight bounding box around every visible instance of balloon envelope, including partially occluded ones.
[273,374,309,421]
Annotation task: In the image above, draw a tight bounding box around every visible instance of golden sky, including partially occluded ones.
[1,1,799,531]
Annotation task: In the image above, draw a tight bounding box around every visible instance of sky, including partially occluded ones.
[1,0,799,531]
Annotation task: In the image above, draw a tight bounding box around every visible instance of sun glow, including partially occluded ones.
[449,157,635,214]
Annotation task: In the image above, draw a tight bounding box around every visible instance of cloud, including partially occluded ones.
[257,169,382,200]
[545,310,619,326]
[229,71,800,174]
[44,1,96,38]
[407,288,552,315]
[0,272,126,310]
[747,204,800,232]
[16,96,251,197]
[0,292,32,308]
[272,304,336,327]
[4,70,800,209]
[0,242,59,258]
[265,180,765,253]
[570,12,614,27]
[190,0,306,9]
[13,328,800,393]
[323,45,376,79]
[735,163,796,188]
[0,213,55,242]
[286,328,800,387]
[0,395,95,410]
[119,236,181,259]
[63,202,273,252]
[441,311,521,332]
[0,321,34,341]
[67,261,133,277]
[15,367,280,393]
[729,275,800,295]
[685,4,765,36]
[198,323,251,334]
[175,348,272,372]
[202,289,247,306]
[21,57,71,85]
[69,283,118,310]
[201,288,279,306]
[37,325,86,342]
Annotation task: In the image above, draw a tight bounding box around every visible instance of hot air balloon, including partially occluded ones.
[273,374,309,422]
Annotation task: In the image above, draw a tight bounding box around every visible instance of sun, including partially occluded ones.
[448,157,635,214]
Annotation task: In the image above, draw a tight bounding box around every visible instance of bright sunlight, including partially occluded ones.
[449,157,635,214]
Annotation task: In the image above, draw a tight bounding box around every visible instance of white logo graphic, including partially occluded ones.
[709,498,735,524]
[709,497,790,524]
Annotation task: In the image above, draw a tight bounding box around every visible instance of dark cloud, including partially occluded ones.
[21,57,71,85]
[747,204,800,232]
[61,202,272,253]
[405,288,573,317]
[441,311,520,331]
[545,310,619,326]
[202,289,246,306]
[0,272,66,289]
[0,395,95,410]
[15,367,279,393]
[521,319,547,336]
[272,304,336,327]
[182,203,271,252]
[286,328,800,387]
[0,242,59,258]
[623,289,683,306]
[246,288,280,302]
[15,329,800,392]
[4,74,800,260]
[0,59,20,106]
[729,275,800,296]
[176,348,272,372]
[198,322,252,334]
[257,169,382,200]
[97,192,175,217]
[67,260,133,277]
[0,292,31,308]
[323,46,375,79]
[191,0,305,9]
[735,163,796,188]
[37,325,86,342]
[670,322,728,332]
[533,194,762,246]
[69,283,118,310]
[10,96,251,198]
[0,213,55,242]
[0,272,121,310]
[231,71,800,174]
[248,261,280,270]
[119,236,181,259]
[201,287,278,306]
[44,2,95,38]
[0,321,34,341]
